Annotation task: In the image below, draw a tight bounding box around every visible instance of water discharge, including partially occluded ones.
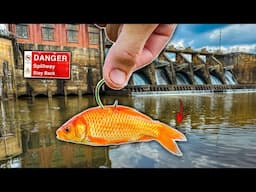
[132,73,150,85]
[225,70,237,85]
[194,74,205,85]
[155,68,169,85]
[210,74,222,85]
[176,73,190,85]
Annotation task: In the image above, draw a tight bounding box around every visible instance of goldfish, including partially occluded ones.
[176,99,184,124]
[56,105,187,156]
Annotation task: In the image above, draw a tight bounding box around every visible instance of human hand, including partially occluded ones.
[97,24,177,90]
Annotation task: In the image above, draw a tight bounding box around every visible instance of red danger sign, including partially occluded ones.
[24,51,71,79]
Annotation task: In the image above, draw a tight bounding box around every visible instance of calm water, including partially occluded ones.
[0,92,256,168]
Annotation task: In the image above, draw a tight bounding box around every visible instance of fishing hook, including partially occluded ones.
[95,79,119,108]
[95,79,105,108]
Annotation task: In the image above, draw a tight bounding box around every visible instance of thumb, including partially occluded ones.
[103,24,159,90]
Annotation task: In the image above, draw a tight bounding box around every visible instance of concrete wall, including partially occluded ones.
[233,53,256,84]
[0,36,16,98]
[220,53,256,84]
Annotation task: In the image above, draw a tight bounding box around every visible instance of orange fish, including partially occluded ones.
[56,105,187,156]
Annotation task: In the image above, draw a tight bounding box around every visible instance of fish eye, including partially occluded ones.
[64,127,70,133]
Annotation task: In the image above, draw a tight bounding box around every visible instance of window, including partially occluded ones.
[16,24,29,38]
[88,25,99,45]
[42,24,54,41]
[67,24,78,42]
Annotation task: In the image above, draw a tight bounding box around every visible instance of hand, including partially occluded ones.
[97,24,177,90]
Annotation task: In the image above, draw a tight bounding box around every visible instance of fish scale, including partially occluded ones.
[84,108,159,140]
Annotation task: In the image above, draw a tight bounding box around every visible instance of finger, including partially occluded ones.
[105,24,123,43]
[103,24,159,89]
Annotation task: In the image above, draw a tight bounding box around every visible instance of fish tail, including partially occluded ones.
[156,123,187,156]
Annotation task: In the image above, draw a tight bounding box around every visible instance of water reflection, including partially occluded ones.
[0,97,111,168]
[0,100,22,166]
[0,93,256,168]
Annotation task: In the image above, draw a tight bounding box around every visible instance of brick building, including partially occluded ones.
[7,24,105,97]
[8,24,100,49]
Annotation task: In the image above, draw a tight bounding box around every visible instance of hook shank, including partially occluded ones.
[95,79,105,108]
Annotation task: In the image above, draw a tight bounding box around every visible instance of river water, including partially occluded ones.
[0,92,256,168]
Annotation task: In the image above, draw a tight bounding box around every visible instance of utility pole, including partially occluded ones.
[219,29,222,52]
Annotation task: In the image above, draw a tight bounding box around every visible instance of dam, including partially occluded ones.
[118,45,256,96]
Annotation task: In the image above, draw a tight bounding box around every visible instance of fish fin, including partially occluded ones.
[87,136,131,146]
[113,105,152,120]
[158,122,187,141]
[157,137,183,156]
[138,135,154,142]
[87,136,109,145]
[157,123,187,156]
[111,135,149,143]
[111,136,153,144]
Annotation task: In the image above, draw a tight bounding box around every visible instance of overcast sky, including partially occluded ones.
[170,24,256,54]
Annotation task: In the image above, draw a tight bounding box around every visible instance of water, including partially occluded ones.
[132,73,150,85]
[0,92,256,168]
[176,73,190,85]
[194,74,205,85]
[155,68,170,85]
[225,70,237,85]
[210,74,222,85]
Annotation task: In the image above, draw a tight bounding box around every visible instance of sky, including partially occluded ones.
[170,24,256,54]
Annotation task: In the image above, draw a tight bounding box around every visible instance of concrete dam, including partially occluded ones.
[119,45,256,95]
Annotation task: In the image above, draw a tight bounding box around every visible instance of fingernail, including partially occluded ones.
[110,69,127,85]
